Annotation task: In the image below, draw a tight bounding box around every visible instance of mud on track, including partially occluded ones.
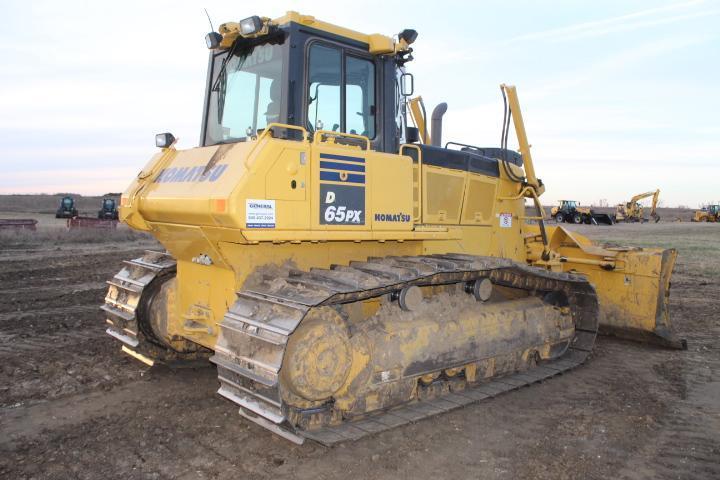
[0,223,718,479]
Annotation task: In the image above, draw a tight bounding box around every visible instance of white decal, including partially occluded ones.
[324,205,362,223]
[246,199,276,228]
[499,213,513,228]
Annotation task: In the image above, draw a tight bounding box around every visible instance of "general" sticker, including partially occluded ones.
[499,213,512,228]
[246,199,276,228]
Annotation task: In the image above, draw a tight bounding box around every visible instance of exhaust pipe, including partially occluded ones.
[431,103,448,146]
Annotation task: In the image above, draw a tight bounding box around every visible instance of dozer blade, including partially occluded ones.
[527,225,686,349]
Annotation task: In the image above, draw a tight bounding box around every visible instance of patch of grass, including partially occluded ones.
[589,227,720,279]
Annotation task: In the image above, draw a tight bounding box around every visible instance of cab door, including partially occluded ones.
[304,41,377,232]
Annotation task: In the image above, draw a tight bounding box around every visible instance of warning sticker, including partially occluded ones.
[246,199,276,228]
[499,213,513,228]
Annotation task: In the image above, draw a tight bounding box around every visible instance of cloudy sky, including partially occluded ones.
[1,0,718,207]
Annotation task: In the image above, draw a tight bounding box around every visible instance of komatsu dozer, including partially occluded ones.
[103,12,684,445]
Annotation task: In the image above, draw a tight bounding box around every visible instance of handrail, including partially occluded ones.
[313,130,370,150]
[242,123,309,169]
[127,146,177,209]
[400,143,423,223]
[259,123,308,142]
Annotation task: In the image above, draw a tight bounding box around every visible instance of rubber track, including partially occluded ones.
[212,254,599,445]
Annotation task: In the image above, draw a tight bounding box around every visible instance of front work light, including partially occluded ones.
[155,132,176,148]
[239,16,263,36]
[205,32,222,49]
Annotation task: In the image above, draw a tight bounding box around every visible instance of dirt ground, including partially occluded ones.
[0,222,718,479]
[0,194,120,217]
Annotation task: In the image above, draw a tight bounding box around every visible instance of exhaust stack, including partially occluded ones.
[431,103,447,146]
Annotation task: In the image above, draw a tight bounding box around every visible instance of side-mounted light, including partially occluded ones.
[205,32,222,49]
[155,132,176,149]
[239,16,263,36]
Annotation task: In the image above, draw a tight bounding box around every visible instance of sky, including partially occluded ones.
[1,0,718,207]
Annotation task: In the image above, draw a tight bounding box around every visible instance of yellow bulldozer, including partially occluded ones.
[692,204,719,222]
[614,189,661,223]
[103,12,684,445]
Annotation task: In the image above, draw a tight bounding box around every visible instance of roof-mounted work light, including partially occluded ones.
[205,32,222,49]
[155,132,176,149]
[239,16,263,36]
[398,29,418,45]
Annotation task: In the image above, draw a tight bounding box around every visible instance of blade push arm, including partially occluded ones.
[502,84,543,194]
[501,84,550,260]
[408,96,429,144]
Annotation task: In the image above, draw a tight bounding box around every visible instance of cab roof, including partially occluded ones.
[217,11,406,55]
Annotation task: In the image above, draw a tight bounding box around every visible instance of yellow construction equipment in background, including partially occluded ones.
[103,12,684,445]
[615,189,661,223]
[550,200,614,225]
[692,204,720,222]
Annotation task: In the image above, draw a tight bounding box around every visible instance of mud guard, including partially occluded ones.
[526,225,686,349]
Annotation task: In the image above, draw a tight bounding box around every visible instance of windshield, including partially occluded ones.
[205,41,285,145]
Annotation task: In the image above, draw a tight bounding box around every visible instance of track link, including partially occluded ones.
[212,254,599,445]
[102,250,176,361]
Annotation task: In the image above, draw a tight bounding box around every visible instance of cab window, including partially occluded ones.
[306,43,375,138]
[206,43,284,144]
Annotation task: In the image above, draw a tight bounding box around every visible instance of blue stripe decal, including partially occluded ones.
[320,171,365,184]
[319,153,365,164]
[319,161,366,173]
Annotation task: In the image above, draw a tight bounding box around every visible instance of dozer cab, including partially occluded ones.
[98,198,119,220]
[551,200,614,225]
[55,195,78,218]
[615,189,660,223]
[692,204,719,222]
[104,12,683,445]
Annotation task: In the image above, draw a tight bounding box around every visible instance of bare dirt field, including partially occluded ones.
[0,222,718,479]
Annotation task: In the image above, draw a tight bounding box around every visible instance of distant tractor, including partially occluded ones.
[55,196,78,218]
[551,200,614,225]
[98,198,119,220]
[692,204,720,222]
